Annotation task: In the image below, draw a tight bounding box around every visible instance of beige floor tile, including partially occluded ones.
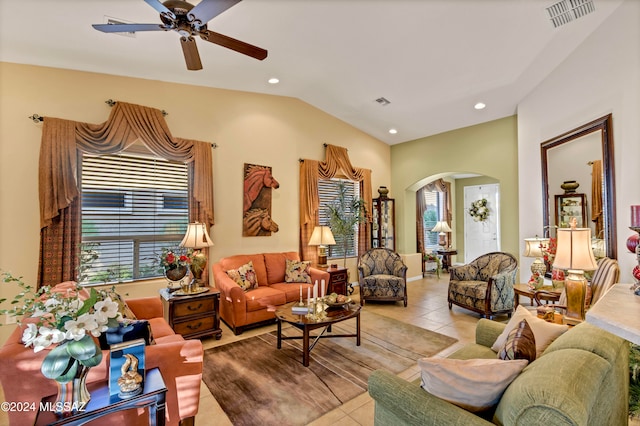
[347,400,376,426]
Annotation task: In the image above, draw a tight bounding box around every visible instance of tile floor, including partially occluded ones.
[196,274,499,426]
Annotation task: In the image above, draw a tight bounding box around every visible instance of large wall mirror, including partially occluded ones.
[541,114,617,260]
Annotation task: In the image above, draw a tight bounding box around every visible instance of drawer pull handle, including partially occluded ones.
[187,303,203,311]
[187,322,203,330]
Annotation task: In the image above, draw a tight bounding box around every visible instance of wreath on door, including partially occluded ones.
[469,199,489,222]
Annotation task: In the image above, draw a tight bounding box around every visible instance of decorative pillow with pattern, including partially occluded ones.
[498,319,536,362]
[226,261,259,291]
[419,357,528,412]
[108,290,137,320]
[285,259,312,283]
[492,305,569,357]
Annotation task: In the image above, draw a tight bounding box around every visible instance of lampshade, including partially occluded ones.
[431,221,452,233]
[179,222,214,249]
[308,226,336,246]
[523,237,549,258]
[553,227,597,271]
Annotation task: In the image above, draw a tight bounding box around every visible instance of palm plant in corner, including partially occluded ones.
[325,181,367,269]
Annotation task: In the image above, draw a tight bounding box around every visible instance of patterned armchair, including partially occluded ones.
[358,248,408,307]
[447,252,518,318]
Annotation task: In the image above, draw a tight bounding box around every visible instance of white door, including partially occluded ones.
[464,184,500,262]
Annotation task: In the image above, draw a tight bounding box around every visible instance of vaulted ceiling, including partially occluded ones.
[0,0,623,144]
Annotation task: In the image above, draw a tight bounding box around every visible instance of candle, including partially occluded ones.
[307,287,311,301]
[313,281,318,301]
[300,285,303,300]
[632,205,640,227]
[321,279,325,298]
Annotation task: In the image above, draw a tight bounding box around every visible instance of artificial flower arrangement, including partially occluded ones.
[468,199,489,222]
[159,247,193,269]
[527,271,544,289]
[423,253,442,278]
[0,272,121,384]
[541,237,557,266]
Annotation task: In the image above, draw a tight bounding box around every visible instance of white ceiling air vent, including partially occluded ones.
[104,17,136,38]
[546,0,595,28]
[375,97,391,106]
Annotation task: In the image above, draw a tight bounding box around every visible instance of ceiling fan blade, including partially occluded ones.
[200,30,267,60]
[189,0,242,27]
[93,23,165,33]
[144,0,176,20]
[180,36,203,70]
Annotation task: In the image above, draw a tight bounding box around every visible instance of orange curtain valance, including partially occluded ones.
[38,101,214,229]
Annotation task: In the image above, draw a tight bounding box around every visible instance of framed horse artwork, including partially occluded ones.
[243,163,280,236]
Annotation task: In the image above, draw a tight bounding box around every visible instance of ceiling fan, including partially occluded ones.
[92,0,267,71]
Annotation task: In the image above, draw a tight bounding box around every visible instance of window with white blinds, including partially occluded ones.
[423,190,444,249]
[318,178,359,259]
[80,144,189,284]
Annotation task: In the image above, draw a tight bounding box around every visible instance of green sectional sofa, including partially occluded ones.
[369,319,629,425]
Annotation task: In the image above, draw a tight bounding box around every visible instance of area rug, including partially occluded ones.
[201,311,457,426]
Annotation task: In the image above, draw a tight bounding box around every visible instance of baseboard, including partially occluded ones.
[407,275,422,282]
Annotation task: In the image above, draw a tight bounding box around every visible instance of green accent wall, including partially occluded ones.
[390,116,519,261]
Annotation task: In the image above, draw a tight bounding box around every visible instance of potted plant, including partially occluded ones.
[325,181,367,268]
[423,253,442,278]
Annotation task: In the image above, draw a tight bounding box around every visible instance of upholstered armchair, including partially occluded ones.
[447,252,518,318]
[358,248,408,307]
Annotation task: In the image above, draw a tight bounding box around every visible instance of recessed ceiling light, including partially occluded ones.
[389,128,398,134]
[268,77,280,84]
[474,102,486,110]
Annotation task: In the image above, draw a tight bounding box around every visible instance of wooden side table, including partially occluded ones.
[35,368,167,426]
[160,288,222,340]
[513,283,562,308]
[318,266,349,295]
[436,249,457,271]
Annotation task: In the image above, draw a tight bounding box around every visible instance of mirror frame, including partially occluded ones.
[540,113,617,259]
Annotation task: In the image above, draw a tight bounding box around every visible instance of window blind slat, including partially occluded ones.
[80,147,189,285]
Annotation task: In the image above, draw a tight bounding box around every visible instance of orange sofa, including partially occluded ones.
[213,252,330,335]
[0,291,203,426]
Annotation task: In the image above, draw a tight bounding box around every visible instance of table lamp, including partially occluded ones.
[431,221,452,248]
[180,222,214,290]
[523,237,549,278]
[552,218,597,323]
[309,226,336,267]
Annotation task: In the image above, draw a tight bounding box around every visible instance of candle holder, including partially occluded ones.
[305,297,327,321]
[630,226,640,295]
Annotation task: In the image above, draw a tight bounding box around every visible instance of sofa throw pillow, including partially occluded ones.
[419,357,528,412]
[98,319,155,350]
[492,305,569,357]
[498,319,536,362]
[285,259,312,283]
[108,290,137,320]
[226,261,259,291]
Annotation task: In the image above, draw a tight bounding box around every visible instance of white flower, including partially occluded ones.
[64,313,99,341]
[93,297,119,323]
[32,326,66,352]
[21,323,39,347]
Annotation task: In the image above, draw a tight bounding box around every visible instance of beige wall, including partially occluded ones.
[390,116,519,262]
[0,62,390,326]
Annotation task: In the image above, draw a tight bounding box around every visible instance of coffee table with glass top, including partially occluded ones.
[275,301,361,367]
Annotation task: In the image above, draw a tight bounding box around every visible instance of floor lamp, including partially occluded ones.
[552,218,598,324]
